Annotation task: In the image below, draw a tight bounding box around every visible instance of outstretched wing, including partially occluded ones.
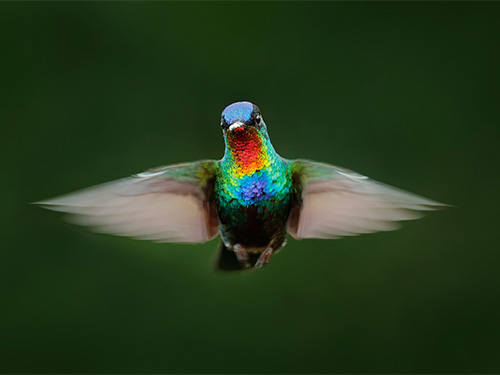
[287,160,447,239]
[36,160,220,243]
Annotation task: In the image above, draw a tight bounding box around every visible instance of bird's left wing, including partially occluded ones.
[36,160,220,243]
[287,160,447,240]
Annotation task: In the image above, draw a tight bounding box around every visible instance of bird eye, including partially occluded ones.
[255,115,262,125]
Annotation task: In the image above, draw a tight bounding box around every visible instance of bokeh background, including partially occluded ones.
[1,2,499,373]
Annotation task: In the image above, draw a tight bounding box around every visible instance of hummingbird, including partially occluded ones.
[37,101,446,271]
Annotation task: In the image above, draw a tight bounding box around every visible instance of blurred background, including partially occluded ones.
[1,2,499,373]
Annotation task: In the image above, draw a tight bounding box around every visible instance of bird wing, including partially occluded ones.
[287,159,447,239]
[35,160,220,243]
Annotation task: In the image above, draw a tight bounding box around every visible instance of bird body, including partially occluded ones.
[216,118,293,253]
[37,101,446,271]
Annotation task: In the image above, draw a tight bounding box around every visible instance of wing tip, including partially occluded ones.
[418,201,452,211]
[31,199,49,206]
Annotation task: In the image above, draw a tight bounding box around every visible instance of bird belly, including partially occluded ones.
[218,200,291,249]
[216,165,293,250]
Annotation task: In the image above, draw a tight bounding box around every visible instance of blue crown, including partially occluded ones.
[222,101,254,124]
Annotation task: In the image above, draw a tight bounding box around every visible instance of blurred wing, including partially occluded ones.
[287,160,447,239]
[36,160,220,243]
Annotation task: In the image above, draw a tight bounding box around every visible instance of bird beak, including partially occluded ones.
[228,121,245,132]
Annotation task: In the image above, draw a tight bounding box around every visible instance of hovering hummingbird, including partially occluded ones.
[37,101,446,271]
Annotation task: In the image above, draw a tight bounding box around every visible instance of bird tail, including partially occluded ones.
[214,243,260,272]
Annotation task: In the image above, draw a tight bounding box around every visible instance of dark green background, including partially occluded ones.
[1,2,499,373]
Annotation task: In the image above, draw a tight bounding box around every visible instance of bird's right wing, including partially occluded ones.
[287,160,447,239]
[35,161,220,243]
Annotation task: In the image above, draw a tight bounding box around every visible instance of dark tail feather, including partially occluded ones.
[214,243,259,272]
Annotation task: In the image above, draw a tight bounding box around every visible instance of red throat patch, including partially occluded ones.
[227,128,266,176]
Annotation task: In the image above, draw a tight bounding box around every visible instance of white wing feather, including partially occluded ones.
[287,160,447,239]
[36,162,219,243]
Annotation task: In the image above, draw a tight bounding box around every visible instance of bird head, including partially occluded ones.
[220,101,266,135]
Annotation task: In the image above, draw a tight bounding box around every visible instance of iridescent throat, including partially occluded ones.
[225,128,268,176]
